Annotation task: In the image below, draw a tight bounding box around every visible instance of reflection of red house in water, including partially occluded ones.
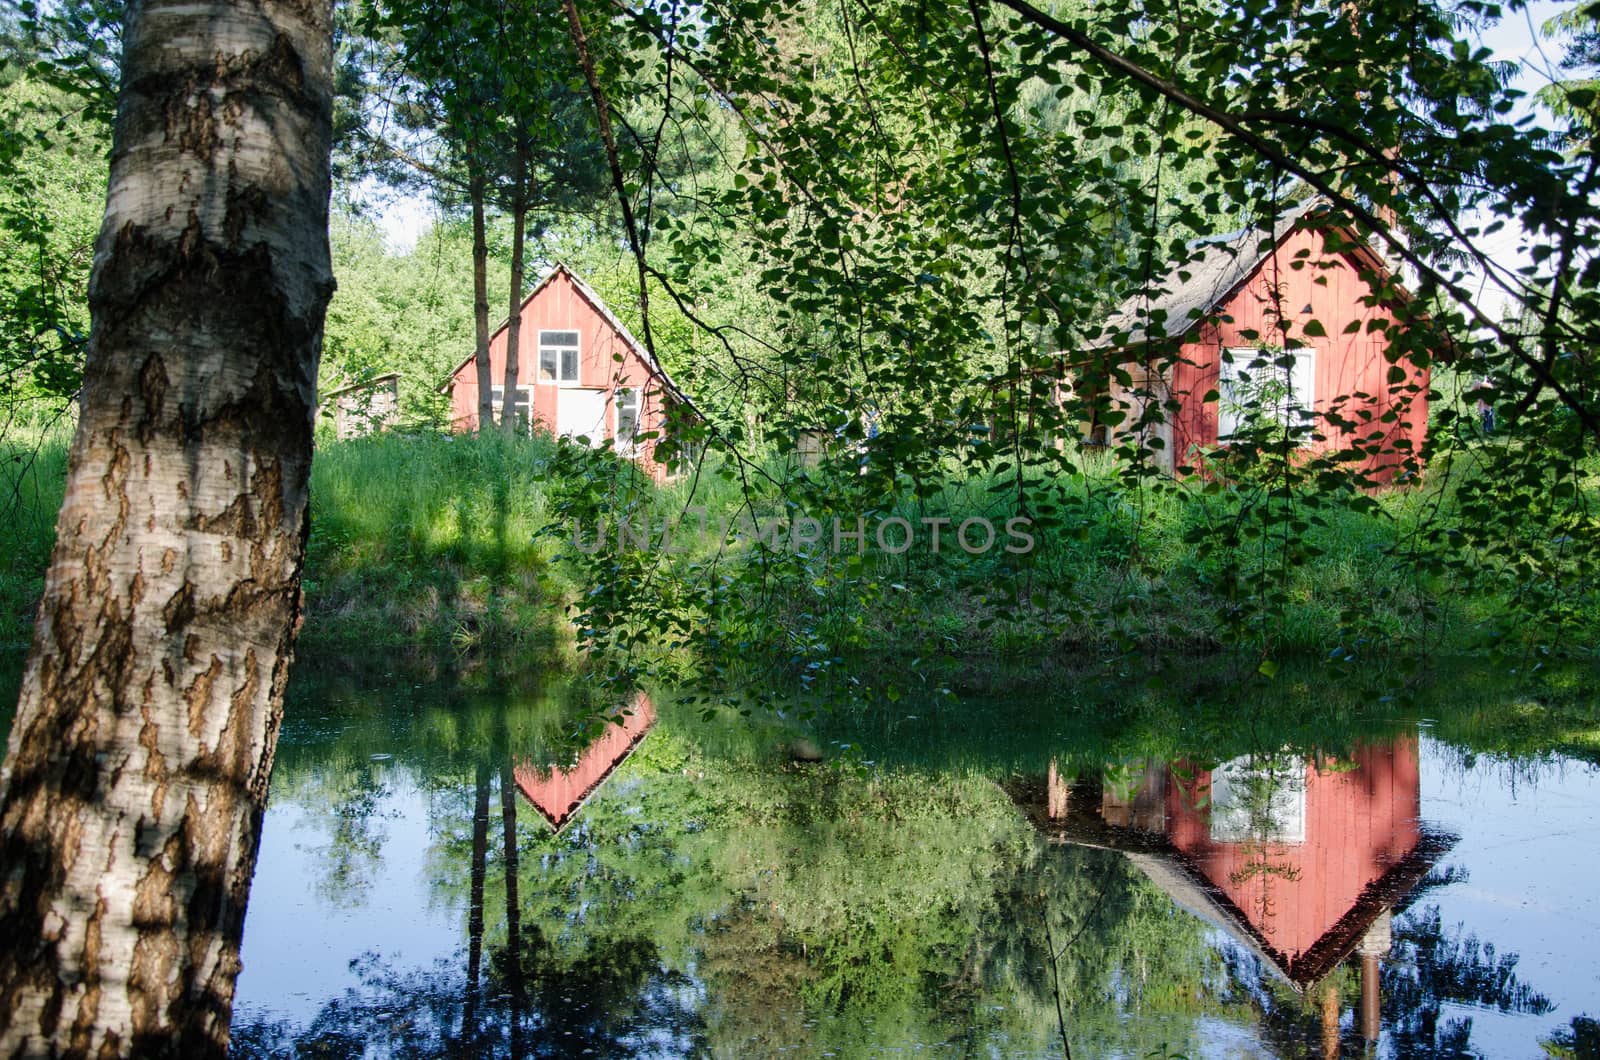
[1012,734,1454,999]
[1163,739,1436,984]
[514,694,656,832]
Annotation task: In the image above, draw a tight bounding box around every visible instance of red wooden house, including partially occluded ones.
[1081,199,1436,482]
[444,264,693,479]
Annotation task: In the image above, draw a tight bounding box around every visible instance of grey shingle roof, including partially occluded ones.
[1097,197,1326,348]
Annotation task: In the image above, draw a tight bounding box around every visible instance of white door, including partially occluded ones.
[556,389,608,447]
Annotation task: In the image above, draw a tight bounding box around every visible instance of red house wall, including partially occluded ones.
[448,269,675,479]
[1165,737,1422,964]
[1164,228,1431,482]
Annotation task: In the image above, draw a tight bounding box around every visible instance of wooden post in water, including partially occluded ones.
[1357,909,1393,1043]
[1320,981,1342,1060]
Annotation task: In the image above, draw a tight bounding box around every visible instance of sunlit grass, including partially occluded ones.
[0,426,1582,664]
[303,430,573,652]
[0,424,71,649]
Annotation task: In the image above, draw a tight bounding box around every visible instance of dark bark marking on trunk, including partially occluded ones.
[163,582,196,635]
[67,900,105,1050]
[137,355,168,445]
[184,657,222,739]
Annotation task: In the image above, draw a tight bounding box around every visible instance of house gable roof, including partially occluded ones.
[1095,198,1408,350]
[440,262,695,411]
[322,372,400,403]
[513,694,657,833]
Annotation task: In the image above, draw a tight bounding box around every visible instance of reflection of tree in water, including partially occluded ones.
[1206,864,1556,1060]
[1541,1014,1600,1059]
[235,747,707,1058]
[976,840,1230,1058]
[313,766,399,909]
[230,935,706,1058]
[1382,898,1554,1059]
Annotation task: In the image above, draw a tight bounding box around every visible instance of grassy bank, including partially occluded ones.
[0,430,592,657]
[301,430,576,655]
[1,428,1592,672]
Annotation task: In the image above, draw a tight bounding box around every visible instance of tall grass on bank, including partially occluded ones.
[0,428,1578,666]
[1,426,69,650]
[0,429,585,654]
[302,430,576,652]
[660,454,1455,663]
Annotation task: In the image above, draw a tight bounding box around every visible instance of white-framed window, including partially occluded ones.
[490,385,535,433]
[538,330,581,384]
[1208,754,1307,844]
[615,387,641,454]
[1217,345,1316,440]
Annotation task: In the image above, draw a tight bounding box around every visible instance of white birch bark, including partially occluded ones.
[0,0,335,1055]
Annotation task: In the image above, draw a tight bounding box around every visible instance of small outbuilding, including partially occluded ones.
[1073,199,1436,482]
[323,372,401,440]
[443,263,693,478]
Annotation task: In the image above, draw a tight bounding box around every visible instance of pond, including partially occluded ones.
[109,656,1600,1056]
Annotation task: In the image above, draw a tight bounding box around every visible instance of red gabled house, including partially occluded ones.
[1079,198,1437,482]
[444,264,693,479]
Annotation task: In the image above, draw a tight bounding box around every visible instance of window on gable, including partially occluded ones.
[538,330,580,384]
[1218,346,1316,441]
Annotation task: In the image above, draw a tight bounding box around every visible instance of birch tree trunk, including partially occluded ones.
[0,0,335,1055]
[470,164,495,432]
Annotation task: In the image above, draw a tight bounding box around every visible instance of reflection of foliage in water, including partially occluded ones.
[233,654,1589,1057]
[231,938,706,1059]
[1392,904,1553,1015]
[979,841,1235,1058]
[310,767,399,909]
[1542,1014,1600,1059]
[1382,901,1555,1059]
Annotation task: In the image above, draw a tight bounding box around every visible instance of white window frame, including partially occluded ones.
[537,330,581,385]
[1217,345,1316,441]
[614,387,642,455]
[1208,754,1307,845]
[490,384,536,434]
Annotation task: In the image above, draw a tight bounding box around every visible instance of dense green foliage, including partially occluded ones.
[4,0,1600,686]
[0,75,104,413]
[4,430,1591,689]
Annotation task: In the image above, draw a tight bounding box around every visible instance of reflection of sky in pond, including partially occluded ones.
[228,668,1600,1059]
[1410,739,1600,1057]
[238,768,462,1025]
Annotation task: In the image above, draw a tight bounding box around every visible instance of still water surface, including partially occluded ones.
[212,658,1600,1058]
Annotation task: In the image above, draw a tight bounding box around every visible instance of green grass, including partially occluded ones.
[0,428,592,656]
[300,429,612,654]
[1,426,69,650]
[671,458,1481,666]
[0,427,1590,669]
